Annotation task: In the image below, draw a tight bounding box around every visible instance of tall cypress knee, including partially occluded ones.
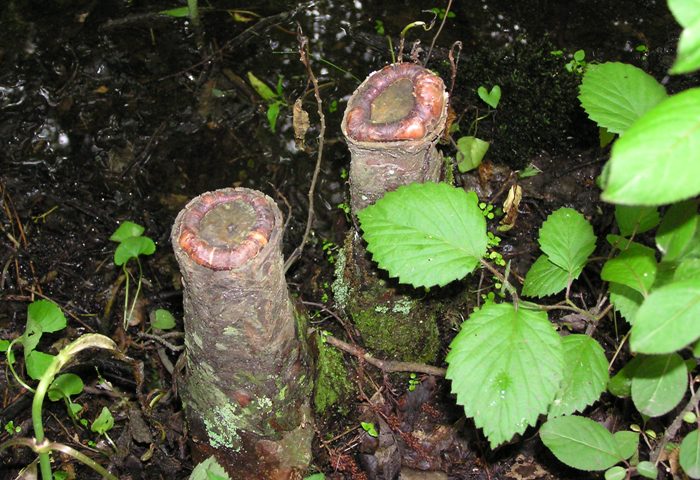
[171,187,312,479]
[336,63,448,363]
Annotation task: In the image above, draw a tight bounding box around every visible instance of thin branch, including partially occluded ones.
[447,41,462,99]
[312,329,446,377]
[479,258,519,307]
[284,25,326,274]
[424,0,453,66]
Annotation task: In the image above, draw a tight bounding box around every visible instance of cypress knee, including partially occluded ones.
[335,63,448,364]
[172,188,312,479]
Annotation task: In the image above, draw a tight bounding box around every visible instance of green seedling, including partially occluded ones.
[91,406,116,449]
[110,221,156,330]
[247,72,287,132]
[361,421,378,438]
[477,85,501,109]
[2,300,118,480]
[408,373,420,392]
[456,136,490,173]
[374,19,385,35]
[565,49,587,75]
[4,421,20,435]
[429,7,456,20]
[150,309,176,331]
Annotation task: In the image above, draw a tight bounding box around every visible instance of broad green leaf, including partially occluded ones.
[522,255,574,298]
[152,309,176,330]
[26,350,55,380]
[159,6,191,17]
[540,416,631,471]
[608,282,643,324]
[605,466,627,480]
[538,208,596,276]
[631,353,687,417]
[247,72,277,102]
[28,300,66,334]
[601,88,700,205]
[601,243,657,296]
[677,258,700,281]
[358,183,488,288]
[680,429,700,478]
[114,236,156,266]
[579,62,666,134]
[608,356,643,398]
[110,221,145,243]
[48,373,84,402]
[477,85,501,109]
[615,205,660,237]
[446,302,563,448]
[671,13,700,74]
[668,0,700,28]
[91,407,114,435]
[656,201,698,261]
[636,461,659,479]
[456,136,490,173]
[630,280,700,353]
[189,456,231,480]
[613,430,639,460]
[267,101,281,133]
[549,335,609,417]
[694,339,700,358]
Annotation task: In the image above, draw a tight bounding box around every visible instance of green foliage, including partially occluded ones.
[669,0,700,73]
[477,85,501,109]
[361,422,378,438]
[446,302,563,448]
[630,354,687,416]
[548,335,608,418]
[374,19,385,35]
[456,136,490,173]
[151,309,176,330]
[189,456,231,480]
[614,205,659,237]
[358,182,487,288]
[680,429,700,478]
[110,220,145,242]
[579,62,667,135]
[304,475,325,480]
[540,415,638,471]
[655,200,698,261]
[607,356,642,398]
[522,208,595,297]
[247,72,287,132]
[565,49,587,75]
[91,407,114,435]
[601,241,657,296]
[636,461,659,479]
[47,373,84,402]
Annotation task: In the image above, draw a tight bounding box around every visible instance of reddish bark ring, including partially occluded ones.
[344,63,446,142]
[177,189,275,271]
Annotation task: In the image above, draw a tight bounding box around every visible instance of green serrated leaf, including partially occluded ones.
[539,208,596,276]
[114,236,156,266]
[601,88,700,205]
[540,415,628,471]
[613,430,639,460]
[26,350,55,380]
[671,21,700,74]
[608,356,643,398]
[189,456,232,480]
[609,282,643,325]
[48,373,84,402]
[615,205,660,237]
[635,460,658,479]
[605,466,627,480]
[601,242,657,296]
[358,183,488,288]
[152,309,176,330]
[549,335,609,417]
[631,353,687,417]
[522,255,574,298]
[91,407,114,435]
[110,221,145,243]
[656,201,698,261]
[630,280,700,353]
[446,302,563,448]
[28,300,66,334]
[247,72,277,102]
[680,429,700,478]
[456,136,490,173]
[579,62,666,135]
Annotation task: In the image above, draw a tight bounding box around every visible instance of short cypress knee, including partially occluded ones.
[172,187,312,480]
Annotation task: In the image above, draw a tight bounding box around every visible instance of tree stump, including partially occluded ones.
[335,63,449,363]
[172,188,312,479]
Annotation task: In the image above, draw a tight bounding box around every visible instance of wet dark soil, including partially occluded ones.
[0,0,686,479]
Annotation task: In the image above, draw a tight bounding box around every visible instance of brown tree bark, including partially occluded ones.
[171,188,312,479]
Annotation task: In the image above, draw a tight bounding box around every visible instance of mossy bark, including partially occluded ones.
[172,188,312,479]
